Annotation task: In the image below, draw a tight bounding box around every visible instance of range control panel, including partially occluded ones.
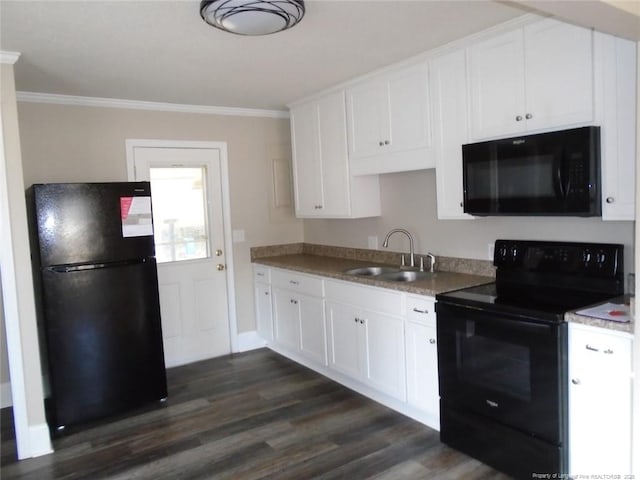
[494,239,623,278]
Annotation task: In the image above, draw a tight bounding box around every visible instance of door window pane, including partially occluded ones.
[149,167,210,263]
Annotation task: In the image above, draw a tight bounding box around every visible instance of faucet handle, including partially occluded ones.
[400,254,406,267]
[419,256,425,272]
[426,252,436,273]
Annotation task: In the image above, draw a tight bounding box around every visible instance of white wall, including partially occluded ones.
[305,169,635,278]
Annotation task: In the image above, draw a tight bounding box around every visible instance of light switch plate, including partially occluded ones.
[488,242,494,260]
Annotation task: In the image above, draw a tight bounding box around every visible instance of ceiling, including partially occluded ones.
[0,1,638,112]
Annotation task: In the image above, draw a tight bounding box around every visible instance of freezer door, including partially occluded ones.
[41,259,167,428]
[31,182,155,266]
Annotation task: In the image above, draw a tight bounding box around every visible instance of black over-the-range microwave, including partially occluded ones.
[462,126,601,216]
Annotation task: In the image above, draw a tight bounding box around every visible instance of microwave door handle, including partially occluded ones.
[556,163,566,197]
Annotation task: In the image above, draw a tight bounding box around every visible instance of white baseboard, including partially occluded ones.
[236,331,266,352]
[27,423,53,458]
[1,381,12,408]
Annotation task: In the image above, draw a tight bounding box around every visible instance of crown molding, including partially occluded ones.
[0,51,21,65]
[16,91,289,119]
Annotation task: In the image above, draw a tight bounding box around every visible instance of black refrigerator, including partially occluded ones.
[27,182,167,431]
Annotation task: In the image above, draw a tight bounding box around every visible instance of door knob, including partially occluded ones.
[216,264,225,271]
[215,249,223,256]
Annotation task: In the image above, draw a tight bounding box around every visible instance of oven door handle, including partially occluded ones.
[463,313,554,336]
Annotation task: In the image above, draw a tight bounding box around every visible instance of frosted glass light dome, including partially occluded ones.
[200,0,305,36]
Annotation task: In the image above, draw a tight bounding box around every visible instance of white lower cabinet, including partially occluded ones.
[326,300,406,401]
[568,323,633,476]
[270,269,327,365]
[254,266,273,341]
[253,266,440,429]
[404,295,439,424]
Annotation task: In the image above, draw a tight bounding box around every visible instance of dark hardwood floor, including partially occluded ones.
[0,348,510,479]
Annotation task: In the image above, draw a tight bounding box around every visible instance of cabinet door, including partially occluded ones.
[299,294,327,365]
[569,325,633,475]
[524,19,594,131]
[468,29,526,140]
[387,63,431,154]
[346,79,386,159]
[405,322,439,416]
[599,34,637,221]
[316,91,351,216]
[272,287,301,352]
[290,101,322,216]
[254,282,273,341]
[431,49,473,219]
[361,309,406,401]
[326,301,362,379]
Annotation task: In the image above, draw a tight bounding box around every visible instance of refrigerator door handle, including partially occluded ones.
[46,258,148,273]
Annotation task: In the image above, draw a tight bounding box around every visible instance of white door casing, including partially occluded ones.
[126,140,237,367]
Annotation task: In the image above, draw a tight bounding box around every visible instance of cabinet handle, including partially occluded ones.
[290,299,298,305]
[314,205,323,210]
[604,349,614,354]
[460,202,464,208]
[379,141,384,146]
[585,344,599,352]
[429,338,436,344]
[515,115,523,122]
[354,317,358,323]
[571,378,581,385]
[384,140,390,145]
[289,280,299,285]
[525,113,533,120]
[412,307,429,314]
[360,319,365,324]
[606,197,615,204]
[264,292,269,296]
[256,272,264,277]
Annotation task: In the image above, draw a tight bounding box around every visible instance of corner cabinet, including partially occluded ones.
[346,62,434,175]
[468,18,594,140]
[289,91,381,219]
[568,323,633,476]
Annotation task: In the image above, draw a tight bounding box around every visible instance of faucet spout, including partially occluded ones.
[382,228,415,268]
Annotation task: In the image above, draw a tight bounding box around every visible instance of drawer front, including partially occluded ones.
[325,279,403,315]
[271,268,324,297]
[253,265,271,283]
[406,294,436,326]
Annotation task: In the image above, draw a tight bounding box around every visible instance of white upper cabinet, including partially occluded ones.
[430,48,473,220]
[468,18,594,140]
[290,90,381,219]
[346,62,434,175]
[596,33,637,221]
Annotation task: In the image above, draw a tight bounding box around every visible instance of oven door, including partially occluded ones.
[436,302,567,444]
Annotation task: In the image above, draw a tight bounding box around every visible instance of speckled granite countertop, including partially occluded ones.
[565,295,634,335]
[251,244,494,297]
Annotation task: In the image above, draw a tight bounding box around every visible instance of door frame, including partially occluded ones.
[125,139,238,354]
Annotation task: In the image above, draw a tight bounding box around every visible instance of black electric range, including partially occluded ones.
[435,239,624,479]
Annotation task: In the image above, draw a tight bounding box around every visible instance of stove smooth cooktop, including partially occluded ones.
[436,282,615,323]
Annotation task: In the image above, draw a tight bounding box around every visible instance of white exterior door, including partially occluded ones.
[130,145,232,367]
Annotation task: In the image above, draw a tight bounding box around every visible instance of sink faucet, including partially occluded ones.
[382,228,415,268]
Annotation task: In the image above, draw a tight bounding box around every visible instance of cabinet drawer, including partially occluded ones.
[253,265,271,283]
[406,295,436,326]
[271,268,324,297]
[325,280,403,315]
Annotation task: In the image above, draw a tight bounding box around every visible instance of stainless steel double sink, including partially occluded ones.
[343,266,435,283]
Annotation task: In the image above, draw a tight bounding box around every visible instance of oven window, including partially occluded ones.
[458,322,531,401]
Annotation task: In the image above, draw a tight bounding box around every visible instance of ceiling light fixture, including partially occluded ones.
[200,0,305,36]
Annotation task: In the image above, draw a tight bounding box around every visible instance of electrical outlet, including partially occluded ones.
[487,242,494,260]
[368,236,379,250]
